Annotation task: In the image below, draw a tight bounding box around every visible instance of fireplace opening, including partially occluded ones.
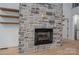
[35,28,53,45]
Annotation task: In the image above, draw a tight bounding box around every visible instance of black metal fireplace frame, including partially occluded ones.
[35,28,53,45]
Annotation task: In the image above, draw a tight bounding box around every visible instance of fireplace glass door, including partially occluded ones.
[35,28,53,45]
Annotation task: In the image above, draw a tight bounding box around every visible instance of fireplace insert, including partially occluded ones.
[35,28,53,45]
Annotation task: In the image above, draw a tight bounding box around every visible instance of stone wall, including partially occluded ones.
[19,3,64,54]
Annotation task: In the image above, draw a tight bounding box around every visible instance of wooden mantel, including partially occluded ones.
[0,14,19,18]
[0,7,19,12]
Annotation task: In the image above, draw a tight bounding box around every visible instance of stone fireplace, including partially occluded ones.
[35,28,53,45]
[19,3,63,54]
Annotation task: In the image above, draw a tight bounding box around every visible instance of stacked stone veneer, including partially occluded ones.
[19,3,64,54]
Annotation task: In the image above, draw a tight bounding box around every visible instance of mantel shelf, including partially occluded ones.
[0,14,19,18]
[0,22,19,24]
[0,7,19,12]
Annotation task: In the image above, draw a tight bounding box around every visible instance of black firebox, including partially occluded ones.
[35,28,53,45]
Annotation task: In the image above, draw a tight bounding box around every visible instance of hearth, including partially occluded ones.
[35,28,53,45]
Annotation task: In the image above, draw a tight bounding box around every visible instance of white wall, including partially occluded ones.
[0,3,19,9]
[71,6,79,40]
[63,3,72,40]
[0,17,19,23]
[0,3,19,48]
[0,24,19,48]
[63,3,79,40]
